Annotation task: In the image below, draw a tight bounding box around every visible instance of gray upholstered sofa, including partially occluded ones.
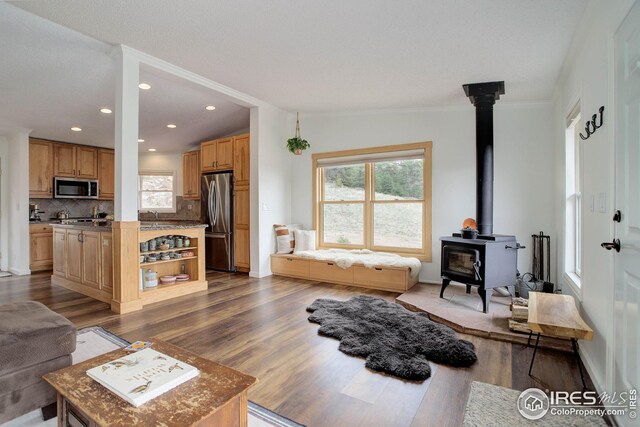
[0,301,76,423]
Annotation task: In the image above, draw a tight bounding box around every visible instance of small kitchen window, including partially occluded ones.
[138,171,176,213]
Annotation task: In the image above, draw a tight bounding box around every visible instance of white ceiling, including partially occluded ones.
[1,1,587,148]
[0,3,249,152]
[11,0,588,112]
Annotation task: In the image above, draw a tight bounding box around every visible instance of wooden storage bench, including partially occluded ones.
[270,254,418,292]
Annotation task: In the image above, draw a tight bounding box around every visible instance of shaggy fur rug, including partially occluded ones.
[306,295,477,380]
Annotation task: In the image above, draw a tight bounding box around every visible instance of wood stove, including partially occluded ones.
[439,81,522,313]
[440,234,519,313]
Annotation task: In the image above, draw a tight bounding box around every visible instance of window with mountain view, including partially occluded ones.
[313,143,432,260]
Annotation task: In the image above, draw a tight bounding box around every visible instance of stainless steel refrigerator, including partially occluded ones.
[201,172,234,271]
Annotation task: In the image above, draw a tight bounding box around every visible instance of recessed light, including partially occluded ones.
[138,139,145,143]
[166,124,177,129]
[148,148,156,152]
[99,108,112,114]
[138,83,151,90]
[70,127,82,132]
[205,105,216,111]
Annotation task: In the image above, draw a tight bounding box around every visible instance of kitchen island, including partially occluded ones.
[51,222,208,313]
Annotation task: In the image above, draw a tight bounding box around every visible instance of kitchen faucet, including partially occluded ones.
[149,210,159,220]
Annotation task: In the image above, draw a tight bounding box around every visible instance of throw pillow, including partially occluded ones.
[294,230,316,253]
[273,224,303,253]
[274,225,293,254]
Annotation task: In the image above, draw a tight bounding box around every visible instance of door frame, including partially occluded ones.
[607,0,640,407]
[0,143,8,272]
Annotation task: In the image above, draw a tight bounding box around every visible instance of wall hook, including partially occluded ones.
[579,106,604,140]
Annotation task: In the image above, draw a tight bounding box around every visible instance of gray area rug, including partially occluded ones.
[463,381,607,426]
[306,295,477,380]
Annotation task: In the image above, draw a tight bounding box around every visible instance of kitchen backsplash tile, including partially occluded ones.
[138,197,201,221]
[30,198,114,219]
[32,196,200,221]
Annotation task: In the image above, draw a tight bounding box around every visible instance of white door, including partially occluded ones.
[613,1,640,421]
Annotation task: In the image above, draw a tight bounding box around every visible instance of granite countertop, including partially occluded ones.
[50,223,113,231]
[50,221,208,231]
[140,223,208,231]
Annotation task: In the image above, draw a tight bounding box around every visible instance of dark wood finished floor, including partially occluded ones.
[0,272,594,427]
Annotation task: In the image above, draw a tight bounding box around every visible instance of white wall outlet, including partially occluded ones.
[599,192,607,213]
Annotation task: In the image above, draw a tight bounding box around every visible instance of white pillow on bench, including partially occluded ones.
[294,230,316,253]
[274,223,303,254]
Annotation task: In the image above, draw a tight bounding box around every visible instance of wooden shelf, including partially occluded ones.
[142,279,197,293]
[140,256,197,266]
[140,246,197,255]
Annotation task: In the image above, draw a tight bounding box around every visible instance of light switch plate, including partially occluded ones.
[599,192,607,213]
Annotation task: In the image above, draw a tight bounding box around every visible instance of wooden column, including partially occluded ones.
[111,221,141,314]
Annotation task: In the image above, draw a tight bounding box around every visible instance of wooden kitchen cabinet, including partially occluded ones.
[201,138,233,172]
[76,146,98,179]
[182,150,200,199]
[51,227,113,303]
[100,233,113,295]
[201,140,217,172]
[29,139,54,198]
[231,134,250,272]
[54,143,77,177]
[81,231,101,289]
[53,229,66,277]
[216,138,234,170]
[53,143,99,179]
[233,134,250,186]
[234,185,250,271]
[98,149,114,200]
[29,224,53,272]
[66,229,83,283]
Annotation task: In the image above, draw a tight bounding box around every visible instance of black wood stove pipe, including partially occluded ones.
[462,81,505,236]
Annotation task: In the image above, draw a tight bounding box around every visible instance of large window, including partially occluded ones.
[313,142,432,260]
[138,171,176,213]
[565,106,582,288]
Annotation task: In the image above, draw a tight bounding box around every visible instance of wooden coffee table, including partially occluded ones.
[43,339,257,427]
[526,292,594,388]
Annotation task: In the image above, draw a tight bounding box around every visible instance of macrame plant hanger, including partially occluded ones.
[293,112,302,155]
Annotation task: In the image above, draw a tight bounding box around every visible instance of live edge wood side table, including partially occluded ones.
[43,340,257,427]
[527,292,594,389]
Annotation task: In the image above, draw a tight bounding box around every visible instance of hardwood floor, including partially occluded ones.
[0,272,593,427]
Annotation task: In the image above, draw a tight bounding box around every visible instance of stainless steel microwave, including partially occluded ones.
[54,177,99,199]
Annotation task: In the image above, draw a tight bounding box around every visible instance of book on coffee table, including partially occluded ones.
[86,347,199,407]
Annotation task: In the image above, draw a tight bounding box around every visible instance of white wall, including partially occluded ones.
[290,104,556,283]
[138,152,184,196]
[0,136,8,272]
[552,0,635,397]
[1,131,31,275]
[250,105,292,277]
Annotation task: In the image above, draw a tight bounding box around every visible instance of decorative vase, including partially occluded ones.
[294,149,302,155]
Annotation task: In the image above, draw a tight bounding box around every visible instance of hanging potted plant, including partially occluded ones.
[287,112,310,155]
